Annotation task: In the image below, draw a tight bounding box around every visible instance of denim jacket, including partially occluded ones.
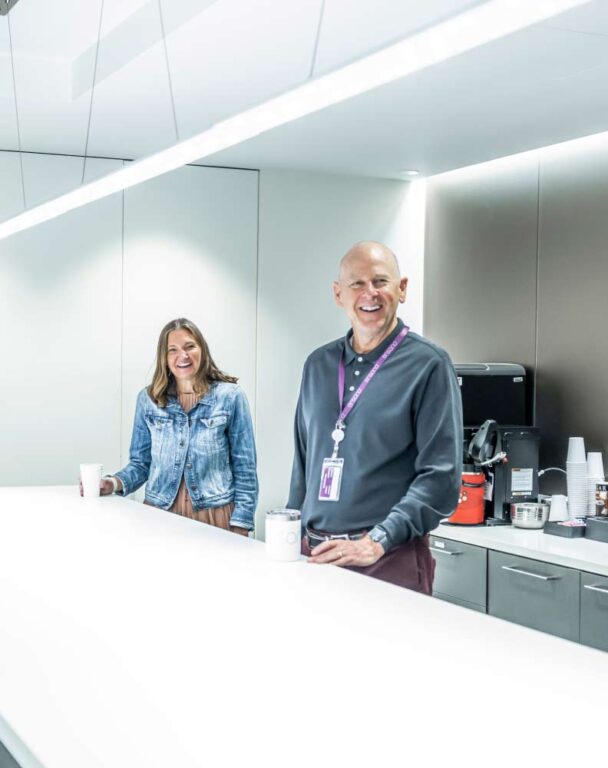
[114,383,258,529]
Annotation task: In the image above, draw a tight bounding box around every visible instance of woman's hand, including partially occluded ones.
[78,478,118,496]
[99,478,116,496]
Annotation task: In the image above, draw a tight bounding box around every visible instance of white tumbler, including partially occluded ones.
[80,463,103,498]
[265,509,301,561]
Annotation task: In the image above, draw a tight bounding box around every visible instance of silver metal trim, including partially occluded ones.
[430,547,462,556]
[502,565,560,581]
[583,584,608,595]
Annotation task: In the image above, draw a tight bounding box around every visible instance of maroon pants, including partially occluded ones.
[302,534,435,595]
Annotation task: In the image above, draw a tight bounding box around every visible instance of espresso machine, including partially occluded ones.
[456,364,540,525]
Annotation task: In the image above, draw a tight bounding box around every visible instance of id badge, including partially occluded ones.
[318,458,344,502]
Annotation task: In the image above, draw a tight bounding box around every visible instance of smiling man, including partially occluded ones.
[287,241,463,593]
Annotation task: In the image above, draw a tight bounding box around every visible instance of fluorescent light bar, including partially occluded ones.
[0,0,588,241]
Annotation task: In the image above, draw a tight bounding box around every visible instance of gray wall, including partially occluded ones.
[424,136,608,487]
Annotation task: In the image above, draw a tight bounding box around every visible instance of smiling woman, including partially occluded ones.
[84,318,259,536]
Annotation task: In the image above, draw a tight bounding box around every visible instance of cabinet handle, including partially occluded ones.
[583,583,608,595]
[501,565,560,581]
[430,547,462,556]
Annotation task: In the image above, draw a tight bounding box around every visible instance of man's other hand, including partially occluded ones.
[308,535,384,567]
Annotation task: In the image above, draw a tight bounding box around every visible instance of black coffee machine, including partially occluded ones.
[456,364,540,524]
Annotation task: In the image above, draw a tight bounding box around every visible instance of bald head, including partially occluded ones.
[338,241,400,281]
[333,241,408,346]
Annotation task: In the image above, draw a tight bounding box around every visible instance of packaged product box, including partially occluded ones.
[594,482,608,517]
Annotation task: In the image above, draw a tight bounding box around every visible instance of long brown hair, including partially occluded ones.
[148,318,237,407]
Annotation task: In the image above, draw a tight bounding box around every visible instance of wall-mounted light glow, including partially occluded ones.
[429,127,608,185]
[400,170,421,177]
[0,0,588,241]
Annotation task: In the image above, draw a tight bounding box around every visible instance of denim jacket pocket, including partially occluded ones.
[144,413,173,461]
[197,414,229,453]
[199,415,228,429]
[144,414,172,430]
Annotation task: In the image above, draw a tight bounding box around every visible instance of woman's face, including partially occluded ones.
[166,329,202,382]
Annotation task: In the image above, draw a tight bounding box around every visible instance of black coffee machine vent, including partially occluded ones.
[455,363,528,427]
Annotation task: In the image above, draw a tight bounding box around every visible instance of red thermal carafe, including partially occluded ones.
[447,470,486,524]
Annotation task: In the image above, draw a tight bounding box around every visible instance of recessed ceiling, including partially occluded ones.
[1,0,606,184]
[207,0,608,177]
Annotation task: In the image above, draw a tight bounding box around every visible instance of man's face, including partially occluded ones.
[333,250,407,336]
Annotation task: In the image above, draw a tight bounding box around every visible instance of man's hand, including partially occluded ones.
[308,535,384,567]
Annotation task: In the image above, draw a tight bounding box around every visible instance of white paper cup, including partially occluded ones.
[265,509,301,561]
[567,458,588,517]
[567,437,586,463]
[587,452,605,480]
[549,494,569,522]
[80,463,103,498]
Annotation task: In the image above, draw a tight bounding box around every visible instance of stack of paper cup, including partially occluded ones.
[587,451,605,516]
[566,437,588,518]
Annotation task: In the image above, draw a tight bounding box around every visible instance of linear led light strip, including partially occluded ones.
[0,0,588,241]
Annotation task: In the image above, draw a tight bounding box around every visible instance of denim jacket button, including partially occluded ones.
[191,485,198,491]
[179,441,185,447]
[186,463,192,469]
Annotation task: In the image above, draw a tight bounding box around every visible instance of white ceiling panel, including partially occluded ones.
[204,18,608,177]
[314,0,485,74]
[540,0,608,34]
[85,40,179,159]
[1,0,608,193]
[72,0,218,99]
[165,0,324,143]
[4,0,148,61]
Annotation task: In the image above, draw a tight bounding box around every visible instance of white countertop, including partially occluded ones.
[432,520,608,575]
[1,486,608,768]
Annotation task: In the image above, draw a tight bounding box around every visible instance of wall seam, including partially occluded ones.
[0,147,265,173]
[120,168,126,465]
[254,169,261,435]
[533,153,541,427]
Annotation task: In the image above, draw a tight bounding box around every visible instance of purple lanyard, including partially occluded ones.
[337,325,409,427]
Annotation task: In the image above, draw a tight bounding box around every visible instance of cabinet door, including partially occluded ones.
[0,741,22,768]
[488,551,580,641]
[580,572,608,652]
[430,536,487,612]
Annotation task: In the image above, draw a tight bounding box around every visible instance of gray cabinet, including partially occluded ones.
[432,534,608,650]
[0,742,22,768]
[580,572,608,652]
[488,550,580,642]
[430,536,487,612]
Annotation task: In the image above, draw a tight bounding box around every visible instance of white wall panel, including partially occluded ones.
[0,153,123,486]
[121,165,258,490]
[255,170,420,533]
[0,156,419,538]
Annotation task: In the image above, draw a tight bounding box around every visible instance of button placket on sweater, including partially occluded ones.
[346,355,369,395]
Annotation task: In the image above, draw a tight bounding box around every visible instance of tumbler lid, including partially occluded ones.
[266,508,301,521]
